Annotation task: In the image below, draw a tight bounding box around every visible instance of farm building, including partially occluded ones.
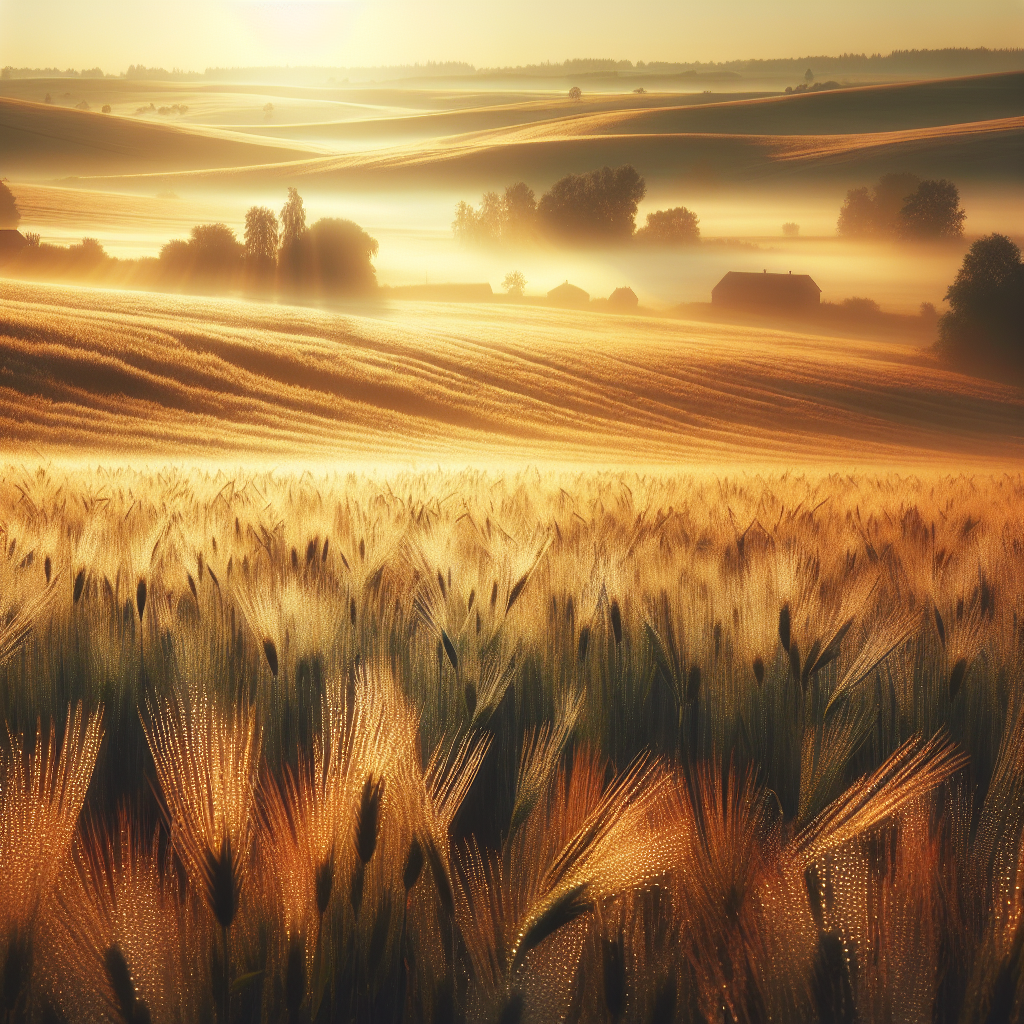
[547,281,590,308]
[712,271,820,310]
[0,229,28,259]
[608,286,639,310]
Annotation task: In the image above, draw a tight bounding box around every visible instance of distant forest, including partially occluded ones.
[3,47,1022,82]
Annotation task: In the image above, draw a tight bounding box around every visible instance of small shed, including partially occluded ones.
[712,271,820,310]
[547,280,590,308]
[608,286,638,310]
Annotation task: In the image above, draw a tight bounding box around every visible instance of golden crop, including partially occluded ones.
[0,464,1021,1023]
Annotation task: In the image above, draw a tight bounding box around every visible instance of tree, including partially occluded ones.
[782,222,800,237]
[280,188,306,249]
[635,206,700,244]
[897,179,966,239]
[244,206,279,265]
[502,182,537,240]
[837,173,923,238]
[0,180,20,228]
[101,104,111,114]
[502,270,526,297]
[936,233,1023,380]
[279,217,378,295]
[452,182,536,246]
[538,165,646,242]
[307,218,378,293]
[568,86,582,101]
[804,68,814,83]
[68,237,107,265]
[188,223,243,274]
[836,187,876,238]
[871,173,920,234]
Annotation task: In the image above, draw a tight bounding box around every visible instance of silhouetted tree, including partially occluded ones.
[159,223,242,288]
[837,173,923,238]
[538,165,646,241]
[101,104,111,114]
[502,270,526,297]
[280,187,307,249]
[897,179,966,239]
[936,233,1023,380]
[872,172,921,233]
[635,206,700,244]
[502,182,537,240]
[279,188,308,282]
[67,237,107,268]
[452,183,536,245]
[568,86,582,101]
[837,187,875,237]
[279,217,378,295]
[0,180,20,228]
[782,222,800,237]
[244,206,279,265]
[188,223,243,275]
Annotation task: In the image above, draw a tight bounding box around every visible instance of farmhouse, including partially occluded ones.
[547,281,590,308]
[608,286,639,310]
[712,270,821,310]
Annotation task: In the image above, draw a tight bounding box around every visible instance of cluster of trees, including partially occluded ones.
[634,206,700,244]
[838,173,966,240]
[936,233,1023,381]
[453,167,700,246]
[784,80,842,93]
[157,189,379,295]
[0,185,379,298]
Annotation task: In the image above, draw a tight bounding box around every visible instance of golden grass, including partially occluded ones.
[0,463,1020,1021]
[0,280,1020,467]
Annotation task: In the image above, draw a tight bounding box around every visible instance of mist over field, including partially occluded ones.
[0,21,1023,1024]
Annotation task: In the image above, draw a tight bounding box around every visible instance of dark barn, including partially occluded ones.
[712,270,821,310]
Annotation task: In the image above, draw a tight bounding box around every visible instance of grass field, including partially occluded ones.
[0,465,1021,1022]
[1,280,1020,466]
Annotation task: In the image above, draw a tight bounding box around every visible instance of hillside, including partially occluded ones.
[2,73,1019,191]
[0,280,1019,466]
[70,115,1023,193]
[0,96,322,177]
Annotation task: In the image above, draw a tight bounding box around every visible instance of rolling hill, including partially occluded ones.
[0,96,322,177]
[0,280,1019,466]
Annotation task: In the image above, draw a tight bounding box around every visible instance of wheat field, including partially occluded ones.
[0,464,1021,1023]
[2,280,1021,467]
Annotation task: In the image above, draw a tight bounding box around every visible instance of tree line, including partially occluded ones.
[837,173,966,240]
[453,166,701,246]
[0,184,379,298]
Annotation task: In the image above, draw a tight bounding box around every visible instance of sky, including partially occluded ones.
[1,0,1023,72]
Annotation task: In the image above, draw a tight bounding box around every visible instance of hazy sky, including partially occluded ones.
[2,0,1023,71]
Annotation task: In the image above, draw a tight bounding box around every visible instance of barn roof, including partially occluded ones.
[712,271,821,297]
[547,280,590,303]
